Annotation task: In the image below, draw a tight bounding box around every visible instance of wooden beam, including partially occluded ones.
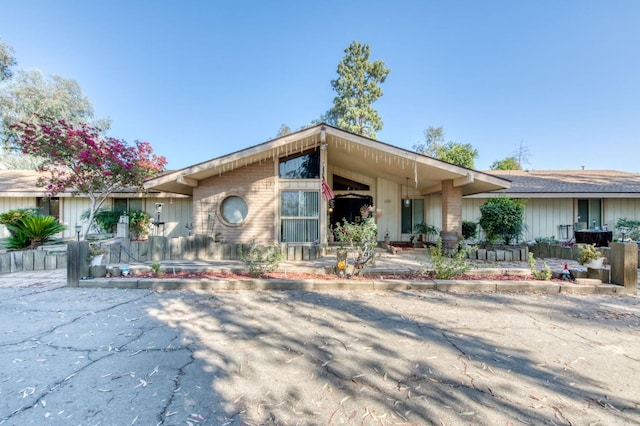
[453,174,474,187]
[177,175,198,187]
[422,183,442,195]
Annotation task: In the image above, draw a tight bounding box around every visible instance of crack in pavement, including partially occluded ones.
[0,290,155,348]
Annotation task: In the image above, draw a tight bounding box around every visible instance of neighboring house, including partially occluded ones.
[461,169,640,242]
[144,123,510,247]
[0,169,192,239]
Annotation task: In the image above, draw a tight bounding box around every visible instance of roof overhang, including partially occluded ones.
[465,192,640,199]
[145,124,511,196]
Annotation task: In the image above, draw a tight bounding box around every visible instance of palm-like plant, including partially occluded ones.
[6,215,66,249]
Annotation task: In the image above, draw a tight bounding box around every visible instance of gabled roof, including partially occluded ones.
[468,169,640,198]
[144,123,511,196]
[0,169,178,198]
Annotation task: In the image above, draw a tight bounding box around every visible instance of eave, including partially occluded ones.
[144,123,511,196]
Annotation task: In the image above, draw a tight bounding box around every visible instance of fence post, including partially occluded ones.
[610,242,638,294]
[67,241,89,287]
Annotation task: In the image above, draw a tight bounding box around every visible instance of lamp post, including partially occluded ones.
[75,224,82,241]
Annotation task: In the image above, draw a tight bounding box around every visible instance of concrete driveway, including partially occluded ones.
[1,269,639,425]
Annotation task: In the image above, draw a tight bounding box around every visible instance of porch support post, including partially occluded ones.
[440,179,462,250]
[320,143,328,245]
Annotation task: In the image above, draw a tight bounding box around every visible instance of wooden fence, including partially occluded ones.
[93,236,324,264]
[0,248,66,273]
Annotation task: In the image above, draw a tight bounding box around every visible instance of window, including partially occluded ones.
[36,197,60,220]
[333,175,370,191]
[577,199,602,230]
[280,191,319,242]
[279,151,320,179]
[401,199,425,234]
[220,196,248,225]
[113,198,142,213]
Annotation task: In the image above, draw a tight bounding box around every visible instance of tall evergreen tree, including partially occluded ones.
[327,41,390,139]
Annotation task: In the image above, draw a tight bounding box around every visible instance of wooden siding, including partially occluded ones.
[1,196,193,240]
[375,177,397,240]
[604,199,640,236]
[444,194,640,241]
[462,198,574,242]
[427,194,442,236]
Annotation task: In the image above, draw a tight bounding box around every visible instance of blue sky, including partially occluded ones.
[2,1,639,172]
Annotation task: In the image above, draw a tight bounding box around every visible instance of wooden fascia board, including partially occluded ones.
[182,126,322,178]
[453,174,474,187]
[464,192,640,199]
[177,175,198,187]
[422,183,443,195]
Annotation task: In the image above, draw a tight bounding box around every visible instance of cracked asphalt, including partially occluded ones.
[1,269,640,425]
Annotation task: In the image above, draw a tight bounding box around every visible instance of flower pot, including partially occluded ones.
[586,257,605,269]
[90,254,104,266]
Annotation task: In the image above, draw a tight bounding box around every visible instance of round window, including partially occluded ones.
[220,196,248,225]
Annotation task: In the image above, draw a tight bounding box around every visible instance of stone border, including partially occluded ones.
[77,277,631,295]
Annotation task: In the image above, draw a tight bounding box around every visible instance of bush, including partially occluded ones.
[150,261,162,276]
[577,243,602,265]
[81,209,125,234]
[528,252,552,280]
[615,218,640,241]
[241,245,284,277]
[333,215,379,275]
[462,221,478,240]
[0,208,39,238]
[81,209,150,239]
[414,222,439,241]
[4,229,30,250]
[5,215,66,249]
[479,198,527,245]
[128,211,152,240]
[427,238,470,279]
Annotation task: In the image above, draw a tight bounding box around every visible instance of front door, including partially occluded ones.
[330,194,373,227]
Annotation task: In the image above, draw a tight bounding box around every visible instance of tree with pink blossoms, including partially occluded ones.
[11,118,167,240]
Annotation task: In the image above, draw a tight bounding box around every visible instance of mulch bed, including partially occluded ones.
[114,270,561,282]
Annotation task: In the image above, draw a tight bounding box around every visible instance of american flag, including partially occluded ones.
[321,177,335,201]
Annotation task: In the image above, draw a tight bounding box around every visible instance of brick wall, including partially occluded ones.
[193,160,277,245]
[441,179,462,236]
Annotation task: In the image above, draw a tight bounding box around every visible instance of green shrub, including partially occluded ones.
[241,245,284,277]
[577,243,602,265]
[4,229,30,250]
[81,209,125,234]
[150,261,162,276]
[427,238,470,279]
[479,198,527,245]
[0,208,39,237]
[615,218,640,241]
[333,214,379,275]
[462,221,478,240]
[5,215,66,249]
[528,252,552,280]
[128,210,152,240]
[414,222,439,241]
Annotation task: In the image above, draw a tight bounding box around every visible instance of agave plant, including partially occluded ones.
[6,215,67,249]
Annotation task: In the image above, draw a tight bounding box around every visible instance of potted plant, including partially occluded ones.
[88,243,108,266]
[577,244,605,268]
[414,222,438,246]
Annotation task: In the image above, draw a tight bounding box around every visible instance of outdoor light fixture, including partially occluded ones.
[403,177,411,207]
[75,223,81,241]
